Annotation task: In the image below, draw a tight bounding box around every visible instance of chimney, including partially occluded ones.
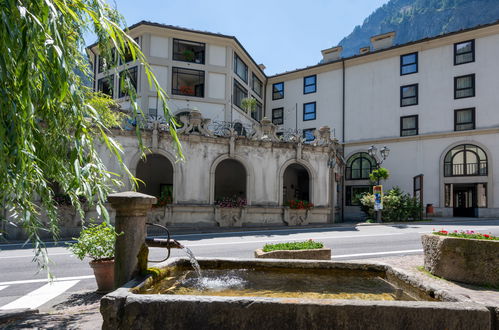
[370,31,396,51]
[321,46,343,63]
[359,46,371,55]
[258,64,266,71]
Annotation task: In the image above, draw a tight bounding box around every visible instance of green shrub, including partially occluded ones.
[67,222,121,261]
[360,187,423,222]
[263,239,324,252]
[369,167,390,183]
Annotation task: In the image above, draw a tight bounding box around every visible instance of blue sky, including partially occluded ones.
[110,0,388,75]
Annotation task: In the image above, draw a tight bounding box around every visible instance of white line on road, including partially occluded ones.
[0,285,7,292]
[0,252,71,259]
[332,249,423,259]
[0,275,94,286]
[0,280,79,310]
[182,232,420,247]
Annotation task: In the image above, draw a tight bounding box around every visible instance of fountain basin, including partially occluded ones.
[101,258,493,330]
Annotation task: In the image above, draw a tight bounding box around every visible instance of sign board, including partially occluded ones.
[373,185,383,210]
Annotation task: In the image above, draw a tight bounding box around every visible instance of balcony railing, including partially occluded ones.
[444,162,488,177]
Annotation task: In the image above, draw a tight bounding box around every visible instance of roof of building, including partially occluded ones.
[88,20,266,77]
[269,19,499,79]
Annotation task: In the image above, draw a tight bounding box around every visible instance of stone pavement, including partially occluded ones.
[1,255,497,329]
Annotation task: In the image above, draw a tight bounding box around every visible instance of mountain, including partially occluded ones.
[338,0,499,57]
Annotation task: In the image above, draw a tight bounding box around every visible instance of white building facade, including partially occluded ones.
[90,21,499,222]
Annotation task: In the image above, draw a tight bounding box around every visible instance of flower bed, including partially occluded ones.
[263,239,324,252]
[255,239,330,260]
[285,199,314,210]
[433,229,498,241]
[421,233,499,287]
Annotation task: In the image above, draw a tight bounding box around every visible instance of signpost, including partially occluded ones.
[373,185,383,222]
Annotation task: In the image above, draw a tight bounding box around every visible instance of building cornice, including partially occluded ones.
[344,127,499,147]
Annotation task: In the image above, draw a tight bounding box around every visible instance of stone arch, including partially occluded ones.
[129,150,179,204]
[277,159,316,205]
[209,154,254,205]
[439,140,493,215]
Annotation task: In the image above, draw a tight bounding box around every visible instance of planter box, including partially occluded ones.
[254,248,331,260]
[422,234,499,287]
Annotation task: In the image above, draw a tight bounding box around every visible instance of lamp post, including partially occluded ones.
[367,145,390,223]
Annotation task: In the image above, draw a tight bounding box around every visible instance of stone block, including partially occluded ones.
[422,234,499,287]
[254,248,331,260]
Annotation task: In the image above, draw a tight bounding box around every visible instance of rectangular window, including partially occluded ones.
[172,67,204,97]
[303,102,316,121]
[400,52,418,75]
[346,186,371,206]
[251,100,263,122]
[120,37,140,65]
[118,66,138,98]
[97,75,114,97]
[303,75,316,94]
[400,84,418,107]
[272,107,283,125]
[303,128,315,142]
[173,39,205,64]
[454,40,474,65]
[272,82,284,100]
[234,54,248,82]
[400,115,418,136]
[454,108,475,131]
[98,49,117,73]
[252,74,263,97]
[454,74,475,99]
[233,79,247,109]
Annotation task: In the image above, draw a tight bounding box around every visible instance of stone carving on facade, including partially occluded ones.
[176,110,214,137]
[251,117,280,142]
[313,126,336,147]
[214,206,246,227]
[148,206,173,226]
[283,208,310,226]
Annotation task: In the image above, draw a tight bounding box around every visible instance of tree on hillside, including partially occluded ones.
[0,0,181,274]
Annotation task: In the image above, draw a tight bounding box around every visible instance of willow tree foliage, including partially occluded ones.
[0,0,181,272]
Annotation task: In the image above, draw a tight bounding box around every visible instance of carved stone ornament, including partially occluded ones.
[283,208,310,226]
[214,206,246,227]
[177,110,214,137]
[251,117,280,142]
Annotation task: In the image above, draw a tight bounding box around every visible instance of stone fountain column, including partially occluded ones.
[108,191,156,289]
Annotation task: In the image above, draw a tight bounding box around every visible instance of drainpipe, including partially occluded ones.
[341,59,346,223]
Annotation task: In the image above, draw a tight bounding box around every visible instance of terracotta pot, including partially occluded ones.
[89,259,115,293]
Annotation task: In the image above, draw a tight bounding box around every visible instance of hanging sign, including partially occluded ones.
[374,185,383,210]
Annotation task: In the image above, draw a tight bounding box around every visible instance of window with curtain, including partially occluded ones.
[454,74,475,99]
[400,84,418,106]
[444,144,487,177]
[234,54,248,82]
[346,153,375,180]
[454,40,474,65]
[400,115,418,136]
[454,108,475,131]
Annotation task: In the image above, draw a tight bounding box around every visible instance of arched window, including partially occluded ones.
[346,152,375,180]
[444,144,487,177]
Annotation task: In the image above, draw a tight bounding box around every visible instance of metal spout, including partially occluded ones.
[145,237,183,249]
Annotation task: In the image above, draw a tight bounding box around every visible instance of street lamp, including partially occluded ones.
[368,145,390,222]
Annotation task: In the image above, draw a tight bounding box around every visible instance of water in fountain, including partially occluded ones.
[181,246,202,278]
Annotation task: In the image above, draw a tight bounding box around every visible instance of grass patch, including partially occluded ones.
[263,240,324,252]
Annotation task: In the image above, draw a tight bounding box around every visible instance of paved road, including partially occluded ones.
[0,219,498,312]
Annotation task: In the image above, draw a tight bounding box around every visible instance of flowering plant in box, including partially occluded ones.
[215,196,247,208]
[285,199,314,210]
[433,229,498,241]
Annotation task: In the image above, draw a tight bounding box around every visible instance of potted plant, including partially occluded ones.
[254,239,331,260]
[182,49,195,62]
[241,97,257,114]
[67,222,120,293]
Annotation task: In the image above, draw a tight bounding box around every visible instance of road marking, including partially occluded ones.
[0,285,7,292]
[0,252,71,259]
[0,275,94,286]
[181,232,416,247]
[332,249,423,259]
[0,280,79,310]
